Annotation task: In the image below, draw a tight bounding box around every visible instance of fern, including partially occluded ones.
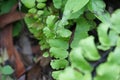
[21,0,120,80]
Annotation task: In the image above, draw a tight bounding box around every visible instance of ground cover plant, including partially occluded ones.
[0,0,120,80]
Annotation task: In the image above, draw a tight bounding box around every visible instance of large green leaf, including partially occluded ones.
[111,9,120,33]
[108,30,119,46]
[82,73,92,80]
[107,46,120,65]
[88,0,110,23]
[71,17,90,48]
[70,48,93,73]
[80,36,100,60]
[117,37,120,46]
[63,0,89,20]
[97,23,111,50]
[64,0,89,13]
[68,8,84,19]
[88,0,105,13]
[94,63,120,80]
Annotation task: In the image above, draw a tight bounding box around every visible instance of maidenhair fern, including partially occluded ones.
[21,0,120,80]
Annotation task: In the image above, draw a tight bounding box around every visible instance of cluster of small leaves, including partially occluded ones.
[22,0,120,80]
[23,0,53,50]
[22,0,70,78]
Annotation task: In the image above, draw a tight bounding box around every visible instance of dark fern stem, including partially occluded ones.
[91,46,115,79]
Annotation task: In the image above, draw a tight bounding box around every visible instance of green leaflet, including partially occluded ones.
[88,0,110,23]
[21,0,35,8]
[64,0,89,13]
[88,0,105,13]
[108,30,119,46]
[80,36,100,60]
[1,65,14,75]
[59,67,83,80]
[50,47,68,59]
[50,59,68,70]
[37,3,46,9]
[24,16,36,27]
[52,71,63,80]
[56,28,72,38]
[46,15,56,29]
[63,0,89,20]
[28,8,37,14]
[71,17,90,48]
[43,52,49,57]
[48,39,69,50]
[107,46,120,65]
[111,9,120,34]
[68,8,84,19]
[117,37,120,46]
[94,63,120,80]
[43,27,55,38]
[97,9,120,50]
[37,10,44,16]
[95,37,120,80]
[53,0,62,9]
[40,42,50,50]
[70,48,93,73]
[97,23,111,50]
